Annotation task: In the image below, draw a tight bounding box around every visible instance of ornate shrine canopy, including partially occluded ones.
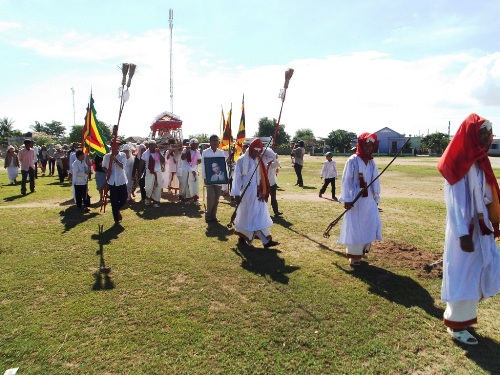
[150,111,183,138]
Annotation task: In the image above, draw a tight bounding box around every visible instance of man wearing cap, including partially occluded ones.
[231,138,278,248]
[102,143,128,223]
[139,140,165,207]
[180,138,201,204]
[4,145,19,185]
[18,139,36,195]
[53,144,67,183]
[201,134,226,222]
[319,152,338,200]
[337,133,382,266]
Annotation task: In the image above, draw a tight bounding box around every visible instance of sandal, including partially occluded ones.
[349,259,361,266]
[447,328,478,345]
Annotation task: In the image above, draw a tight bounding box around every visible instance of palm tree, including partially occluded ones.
[0,117,15,138]
[30,121,45,133]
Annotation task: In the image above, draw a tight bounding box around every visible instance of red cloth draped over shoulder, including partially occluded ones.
[249,138,270,202]
[148,154,155,174]
[356,132,378,161]
[437,113,500,231]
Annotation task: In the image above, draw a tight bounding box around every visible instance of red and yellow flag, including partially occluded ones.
[220,107,232,151]
[82,94,109,157]
[234,94,246,161]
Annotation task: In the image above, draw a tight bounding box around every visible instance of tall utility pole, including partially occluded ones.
[169,8,174,114]
[71,87,76,126]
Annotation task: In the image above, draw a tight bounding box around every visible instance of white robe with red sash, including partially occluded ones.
[337,155,382,248]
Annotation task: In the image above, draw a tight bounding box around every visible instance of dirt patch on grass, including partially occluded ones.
[370,240,442,279]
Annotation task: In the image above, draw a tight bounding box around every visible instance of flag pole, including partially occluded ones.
[101,63,137,213]
[272,69,294,150]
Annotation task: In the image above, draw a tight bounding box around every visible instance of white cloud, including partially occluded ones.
[0,21,20,32]
[4,29,500,141]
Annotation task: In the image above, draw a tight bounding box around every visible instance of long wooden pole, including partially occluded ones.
[101,63,136,213]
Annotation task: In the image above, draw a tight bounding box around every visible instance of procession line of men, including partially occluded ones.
[5,116,498,346]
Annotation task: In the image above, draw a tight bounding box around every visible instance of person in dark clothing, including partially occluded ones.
[291,140,305,187]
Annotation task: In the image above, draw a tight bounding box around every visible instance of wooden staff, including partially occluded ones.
[323,137,411,238]
[272,68,294,150]
[101,63,137,212]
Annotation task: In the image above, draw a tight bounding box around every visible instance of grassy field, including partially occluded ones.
[0,155,499,374]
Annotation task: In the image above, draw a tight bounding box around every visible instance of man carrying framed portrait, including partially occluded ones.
[201,134,228,223]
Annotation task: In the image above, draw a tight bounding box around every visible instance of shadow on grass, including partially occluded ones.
[3,193,26,202]
[233,245,300,285]
[334,262,443,320]
[90,224,124,290]
[205,221,233,242]
[463,328,500,374]
[59,206,99,233]
[59,198,75,206]
[127,200,203,220]
[47,181,72,187]
[273,215,333,251]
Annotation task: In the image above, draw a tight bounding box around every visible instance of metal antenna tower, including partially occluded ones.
[169,8,174,114]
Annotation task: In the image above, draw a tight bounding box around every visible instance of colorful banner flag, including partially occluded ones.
[220,107,232,150]
[234,94,246,161]
[83,94,109,157]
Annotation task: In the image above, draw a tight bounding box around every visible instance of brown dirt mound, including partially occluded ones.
[370,240,442,279]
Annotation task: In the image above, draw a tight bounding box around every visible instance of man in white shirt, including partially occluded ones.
[18,139,36,195]
[319,152,338,200]
[201,135,226,222]
[102,143,128,223]
[267,152,282,216]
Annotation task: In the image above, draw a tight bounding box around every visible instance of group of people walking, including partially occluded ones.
[3,113,499,346]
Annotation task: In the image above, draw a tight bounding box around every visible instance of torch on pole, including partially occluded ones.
[272,68,294,150]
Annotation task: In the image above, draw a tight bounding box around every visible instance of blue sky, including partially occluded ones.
[2,0,500,140]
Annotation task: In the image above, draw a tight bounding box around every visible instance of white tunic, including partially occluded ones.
[231,155,273,233]
[337,155,382,246]
[441,164,500,303]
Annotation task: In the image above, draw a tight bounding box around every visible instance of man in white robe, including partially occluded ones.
[437,113,500,345]
[338,133,382,266]
[231,138,278,248]
[180,138,201,205]
[139,140,165,207]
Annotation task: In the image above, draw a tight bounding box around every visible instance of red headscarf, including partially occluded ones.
[249,138,270,201]
[356,132,378,161]
[437,113,493,184]
[437,113,500,233]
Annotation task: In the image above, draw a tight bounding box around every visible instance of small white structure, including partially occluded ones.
[489,137,500,156]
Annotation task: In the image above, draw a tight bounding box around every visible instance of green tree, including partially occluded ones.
[0,117,15,138]
[293,128,315,142]
[97,121,113,142]
[326,129,357,153]
[30,121,45,133]
[34,135,54,146]
[43,120,66,137]
[187,133,210,143]
[421,132,450,154]
[254,117,290,146]
[68,125,84,143]
[68,122,114,145]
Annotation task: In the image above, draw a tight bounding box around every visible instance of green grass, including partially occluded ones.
[0,157,499,374]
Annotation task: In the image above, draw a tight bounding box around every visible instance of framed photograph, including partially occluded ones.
[204,156,228,185]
